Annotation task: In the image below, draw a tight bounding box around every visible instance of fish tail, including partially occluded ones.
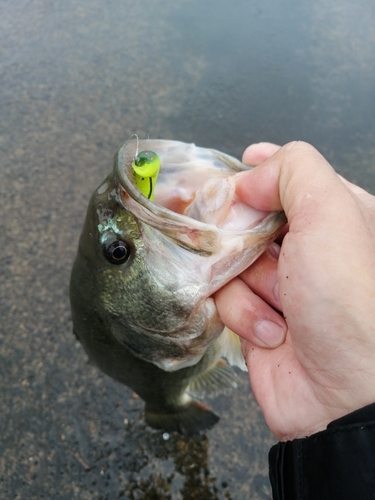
[144,401,219,435]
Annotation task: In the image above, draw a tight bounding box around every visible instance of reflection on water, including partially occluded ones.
[74,415,233,499]
[120,424,223,499]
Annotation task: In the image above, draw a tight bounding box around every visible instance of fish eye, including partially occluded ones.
[103,240,131,265]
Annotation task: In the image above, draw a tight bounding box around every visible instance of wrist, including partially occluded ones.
[269,403,375,499]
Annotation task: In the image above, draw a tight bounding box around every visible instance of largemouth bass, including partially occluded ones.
[70,139,286,434]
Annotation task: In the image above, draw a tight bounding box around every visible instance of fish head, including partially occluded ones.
[75,139,286,372]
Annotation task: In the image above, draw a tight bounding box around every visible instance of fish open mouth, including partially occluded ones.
[115,138,286,255]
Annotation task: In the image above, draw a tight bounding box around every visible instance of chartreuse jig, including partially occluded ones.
[132,150,160,201]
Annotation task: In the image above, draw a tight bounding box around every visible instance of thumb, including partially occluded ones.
[236,141,348,220]
[235,141,367,246]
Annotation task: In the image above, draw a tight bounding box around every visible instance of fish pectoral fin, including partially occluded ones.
[186,359,237,399]
[219,327,247,371]
[145,401,219,435]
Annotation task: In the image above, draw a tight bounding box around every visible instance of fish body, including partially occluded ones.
[70,139,286,434]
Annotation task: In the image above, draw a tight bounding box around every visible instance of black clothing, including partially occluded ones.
[269,403,375,499]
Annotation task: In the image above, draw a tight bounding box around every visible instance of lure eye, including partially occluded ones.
[103,240,131,265]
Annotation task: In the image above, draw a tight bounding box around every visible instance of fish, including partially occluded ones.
[70,138,286,435]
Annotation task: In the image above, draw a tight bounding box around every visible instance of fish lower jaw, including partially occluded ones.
[152,353,204,372]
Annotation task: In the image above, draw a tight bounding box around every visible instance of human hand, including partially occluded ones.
[214,141,375,441]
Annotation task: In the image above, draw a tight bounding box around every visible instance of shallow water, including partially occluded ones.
[1,1,375,498]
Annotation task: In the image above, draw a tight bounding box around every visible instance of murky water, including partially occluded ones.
[1,1,374,498]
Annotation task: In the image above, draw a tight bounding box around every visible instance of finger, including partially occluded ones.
[235,143,290,211]
[214,277,287,348]
[242,142,281,166]
[240,242,282,311]
[238,141,332,213]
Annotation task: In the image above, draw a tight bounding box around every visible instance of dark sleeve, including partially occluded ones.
[269,403,375,500]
